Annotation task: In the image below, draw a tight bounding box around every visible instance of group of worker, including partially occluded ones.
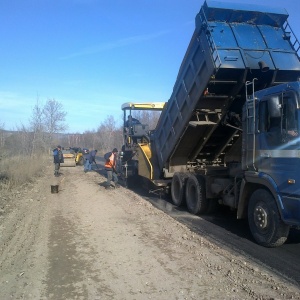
[52,145,119,189]
[53,115,139,186]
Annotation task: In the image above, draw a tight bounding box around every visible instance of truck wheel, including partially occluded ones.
[248,189,290,247]
[185,174,208,215]
[171,172,188,206]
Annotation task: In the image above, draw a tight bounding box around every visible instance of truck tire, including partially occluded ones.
[171,172,188,206]
[185,174,208,215]
[248,189,290,247]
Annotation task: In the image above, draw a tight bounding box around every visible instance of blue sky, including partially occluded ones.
[1,0,299,133]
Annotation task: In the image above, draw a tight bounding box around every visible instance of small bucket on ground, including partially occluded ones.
[51,185,59,194]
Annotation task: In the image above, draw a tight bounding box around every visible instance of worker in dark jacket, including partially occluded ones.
[84,149,97,172]
[125,115,140,127]
[104,148,119,189]
[53,145,64,177]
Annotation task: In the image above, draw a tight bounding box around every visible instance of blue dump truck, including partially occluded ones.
[120,1,300,247]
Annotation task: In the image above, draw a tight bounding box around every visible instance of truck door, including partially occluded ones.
[257,92,300,196]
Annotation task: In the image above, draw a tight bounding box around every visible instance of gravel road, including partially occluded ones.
[0,164,300,299]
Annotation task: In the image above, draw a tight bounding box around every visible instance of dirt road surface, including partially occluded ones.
[0,164,300,299]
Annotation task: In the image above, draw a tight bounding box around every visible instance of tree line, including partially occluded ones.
[0,99,161,157]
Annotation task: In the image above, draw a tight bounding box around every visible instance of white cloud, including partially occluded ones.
[60,30,170,60]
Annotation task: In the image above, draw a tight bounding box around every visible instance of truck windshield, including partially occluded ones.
[263,96,300,149]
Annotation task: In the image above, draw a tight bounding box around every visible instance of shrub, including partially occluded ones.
[0,154,50,191]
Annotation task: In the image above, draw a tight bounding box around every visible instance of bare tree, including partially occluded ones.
[97,115,122,153]
[42,99,67,145]
[8,123,34,156]
[30,99,47,154]
[81,130,97,150]
[132,111,161,130]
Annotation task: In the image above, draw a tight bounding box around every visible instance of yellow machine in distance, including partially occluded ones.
[120,102,166,187]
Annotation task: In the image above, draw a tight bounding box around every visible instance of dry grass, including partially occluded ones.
[0,154,50,191]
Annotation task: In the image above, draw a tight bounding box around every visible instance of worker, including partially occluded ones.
[104,148,119,189]
[53,145,64,177]
[125,115,140,127]
[125,115,141,146]
[84,149,97,172]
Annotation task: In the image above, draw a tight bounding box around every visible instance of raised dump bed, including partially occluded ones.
[151,0,300,178]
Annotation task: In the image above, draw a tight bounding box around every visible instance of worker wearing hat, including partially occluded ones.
[53,145,64,177]
[104,148,119,189]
